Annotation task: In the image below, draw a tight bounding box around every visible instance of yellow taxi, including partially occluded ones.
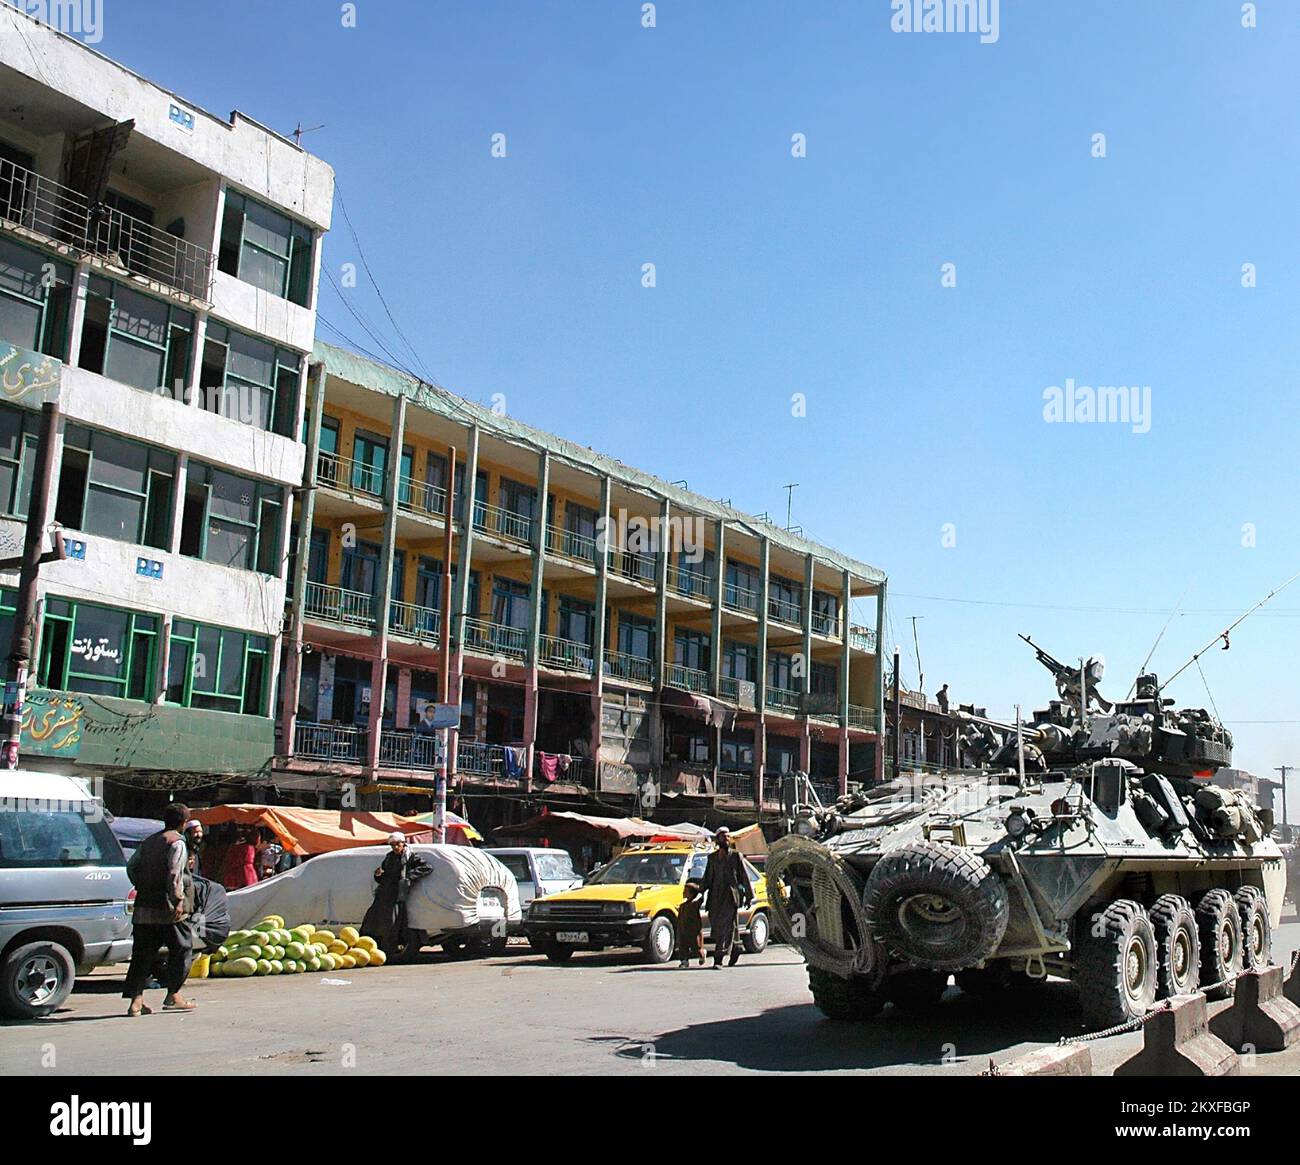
[523,840,771,964]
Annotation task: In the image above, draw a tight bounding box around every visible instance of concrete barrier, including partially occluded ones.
[986,1044,1093,1076]
[1114,994,1239,1076]
[1209,966,1300,1052]
[1284,954,1300,1009]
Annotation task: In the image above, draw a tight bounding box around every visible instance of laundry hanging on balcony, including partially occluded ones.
[537,753,573,783]
[503,746,527,780]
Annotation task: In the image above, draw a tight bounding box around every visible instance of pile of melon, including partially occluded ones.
[198,915,387,979]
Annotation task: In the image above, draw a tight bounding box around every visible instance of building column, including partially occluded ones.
[754,535,770,808]
[64,263,91,366]
[874,578,887,783]
[447,423,480,779]
[279,361,326,756]
[588,473,612,776]
[709,518,725,783]
[838,728,850,792]
[653,495,669,687]
[364,393,407,773]
[523,450,550,788]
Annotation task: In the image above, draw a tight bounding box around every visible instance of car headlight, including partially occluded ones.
[602,901,633,916]
[530,902,550,918]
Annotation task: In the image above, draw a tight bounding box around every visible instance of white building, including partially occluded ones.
[0,7,333,804]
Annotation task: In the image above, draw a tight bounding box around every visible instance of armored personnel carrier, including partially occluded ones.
[767,640,1287,1029]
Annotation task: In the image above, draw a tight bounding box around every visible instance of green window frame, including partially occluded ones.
[166,619,269,715]
[200,322,301,436]
[0,402,39,519]
[218,190,314,306]
[38,596,159,700]
[77,276,192,397]
[0,236,72,357]
[54,423,175,550]
[180,460,283,574]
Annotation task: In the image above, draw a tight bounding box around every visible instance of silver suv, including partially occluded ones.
[0,771,134,1020]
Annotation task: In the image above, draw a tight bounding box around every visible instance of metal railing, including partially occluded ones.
[474,500,534,545]
[545,523,598,565]
[849,624,878,652]
[539,634,595,673]
[388,599,440,644]
[715,770,756,801]
[294,721,368,763]
[303,580,376,630]
[665,661,709,693]
[0,158,214,300]
[379,729,442,771]
[723,582,759,615]
[847,704,879,731]
[607,548,657,585]
[768,595,803,626]
[317,451,385,498]
[811,610,841,638]
[462,617,528,660]
[533,753,593,787]
[457,740,516,778]
[603,649,653,685]
[397,474,448,519]
[810,776,841,804]
[717,674,740,700]
[765,685,803,714]
[671,565,712,601]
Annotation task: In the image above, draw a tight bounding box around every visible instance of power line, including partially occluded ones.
[890,590,1300,617]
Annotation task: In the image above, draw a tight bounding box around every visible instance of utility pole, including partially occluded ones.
[1,400,63,769]
[891,646,901,781]
[910,615,924,696]
[1274,765,1292,829]
[435,447,457,842]
[783,482,798,530]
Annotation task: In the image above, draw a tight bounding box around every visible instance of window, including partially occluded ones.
[0,807,119,868]
[200,322,301,435]
[491,578,531,630]
[351,431,387,494]
[769,575,803,623]
[720,733,754,772]
[617,612,654,660]
[166,619,268,715]
[39,597,158,700]
[558,595,594,646]
[811,661,838,696]
[180,461,283,574]
[769,651,795,690]
[812,590,839,634]
[499,477,538,520]
[725,559,760,609]
[674,628,710,671]
[0,404,38,518]
[78,278,193,397]
[55,424,174,549]
[218,190,314,306]
[723,639,757,682]
[340,539,381,596]
[0,236,72,357]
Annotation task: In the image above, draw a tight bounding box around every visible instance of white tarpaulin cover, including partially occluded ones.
[225,845,521,935]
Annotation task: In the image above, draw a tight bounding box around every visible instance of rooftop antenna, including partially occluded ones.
[783,482,798,530]
[291,121,325,147]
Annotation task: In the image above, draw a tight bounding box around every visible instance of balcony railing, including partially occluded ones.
[847,704,879,731]
[607,548,657,585]
[715,770,755,801]
[539,634,595,674]
[0,157,215,300]
[534,753,593,787]
[317,451,385,499]
[379,729,441,772]
[849,624,878,652]
[810,776,841,804]
[545,523,598,566]
[665,661,709,693]
[670,565,712,601]
[603,649,653,685]
[397,474,448,520]
[462,617,528,660]
[457,740,510,777]
[723,582,759,615]
[294,721,368,763]
[474,500,534,545]
[717,674,739,701]
[768,596,803,626]
[811,610,841,638]
[765,685,803,714]
[303,581,376,630]
[389,599,440,644]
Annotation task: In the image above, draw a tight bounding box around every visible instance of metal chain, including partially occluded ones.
[1058,968,1245,1046]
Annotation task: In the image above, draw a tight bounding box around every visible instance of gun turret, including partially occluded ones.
[1019,635,1113,714]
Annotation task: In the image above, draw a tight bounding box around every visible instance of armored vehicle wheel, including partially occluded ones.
[884,969,949,1014]
[1148,894,1200,998]
[1074,900,1158,1029]
[1233,886,1271,970]
[861,842,1010,970]
[807,966,886,1021]
[1195,889,1243,999]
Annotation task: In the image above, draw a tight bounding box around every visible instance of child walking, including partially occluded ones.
[677,880,706,968]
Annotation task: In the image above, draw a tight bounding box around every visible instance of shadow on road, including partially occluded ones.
[596,982,1087,1072]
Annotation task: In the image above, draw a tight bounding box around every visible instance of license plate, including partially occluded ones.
[556,931,588,944]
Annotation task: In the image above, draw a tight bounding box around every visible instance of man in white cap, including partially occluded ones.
[361,831,432,961]
[698,827,753,968]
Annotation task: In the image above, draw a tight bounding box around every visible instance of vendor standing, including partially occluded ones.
[698,827,753,969]
[362,832,433,959]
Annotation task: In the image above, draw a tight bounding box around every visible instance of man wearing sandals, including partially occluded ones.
[123,803,198,1016]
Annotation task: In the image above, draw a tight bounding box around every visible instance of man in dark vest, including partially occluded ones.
[698,827,753,969]
[124,802,197,1016]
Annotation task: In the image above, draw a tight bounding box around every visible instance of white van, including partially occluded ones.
[0,771,134,1019]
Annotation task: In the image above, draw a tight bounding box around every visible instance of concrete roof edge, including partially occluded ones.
[312,341,885,588]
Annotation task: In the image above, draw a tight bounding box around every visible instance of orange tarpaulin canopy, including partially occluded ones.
[192,805,436,856]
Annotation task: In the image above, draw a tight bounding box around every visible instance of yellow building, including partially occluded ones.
[276,342,885,827]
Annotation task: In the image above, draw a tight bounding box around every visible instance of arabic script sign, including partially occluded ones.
[0,341,61,409]
[21,690,84,757]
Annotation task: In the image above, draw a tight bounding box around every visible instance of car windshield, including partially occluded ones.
[496,854,531,882]
[0,808,120,868]
[588,852,687,885]
[535,852,577,881]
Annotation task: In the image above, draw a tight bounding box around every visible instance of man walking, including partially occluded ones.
[699,827,753,968]
[123,803,197,1017]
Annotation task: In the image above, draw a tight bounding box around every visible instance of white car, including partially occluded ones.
[486,847,583,916]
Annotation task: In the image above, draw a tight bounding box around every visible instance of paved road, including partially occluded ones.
[4,913,1297,1076]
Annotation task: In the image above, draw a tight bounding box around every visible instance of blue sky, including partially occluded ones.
[95,1,1299,801]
